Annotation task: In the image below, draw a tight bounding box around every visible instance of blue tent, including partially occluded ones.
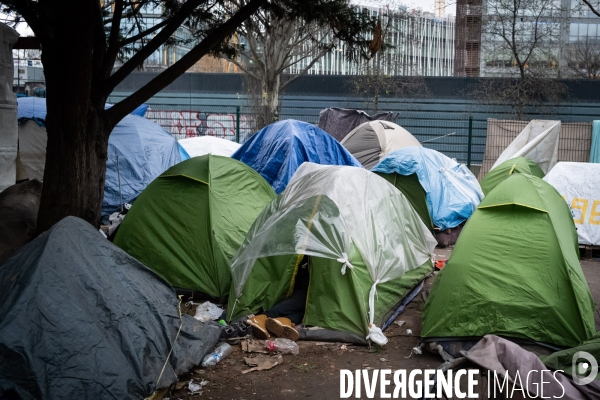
[17,98,149,122]
[232,119,362,193]
[372,146,483,230]
[16,97,181,218]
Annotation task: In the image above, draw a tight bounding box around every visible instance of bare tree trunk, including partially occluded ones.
[261,74,280,123]
[35,0,111,234]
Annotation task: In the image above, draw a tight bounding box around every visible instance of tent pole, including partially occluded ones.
[117,156,123,213]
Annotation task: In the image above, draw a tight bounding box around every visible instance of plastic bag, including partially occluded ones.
[193,301,224,322]
[264,338,299,355]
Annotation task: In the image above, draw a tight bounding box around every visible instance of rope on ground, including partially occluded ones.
[145,295,185,400]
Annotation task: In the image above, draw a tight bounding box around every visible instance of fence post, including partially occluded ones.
[467,116,473,169]
[235,106,240,143]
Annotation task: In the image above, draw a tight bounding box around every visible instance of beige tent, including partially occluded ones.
[340,121,421,169]
[16,120,47,182]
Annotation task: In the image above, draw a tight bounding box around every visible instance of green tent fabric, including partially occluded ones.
[114,155,276,298]
[542,332,600,380]
[480,156,545,195]
[422,174,595,347]
[227,163,437,343]
[375,172,433,229]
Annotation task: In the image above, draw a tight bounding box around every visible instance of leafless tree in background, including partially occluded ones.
[566,37,600,79]
[581,0,600,17]
[350,6,430,113]
[227,0,379,130]
[475,0,569,119]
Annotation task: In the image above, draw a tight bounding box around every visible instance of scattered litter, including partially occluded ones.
[340,344,347,350]
[193,301,224,322]
[406,329,413,335]
[379,358,388,362]
[405,345,423,359]
[241,339,268,354]
[394,320,406,327]
[188,379,207,394]
[242,355,283,374]
[175,381,186,390]
[201,342,232,367]
[265,338,299,355]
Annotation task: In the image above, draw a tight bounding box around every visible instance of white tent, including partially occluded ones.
[340,121,421,169]
[544,162,600,246]
[492,120,560,174]
[178,136,241,158]
[16,120,47,181]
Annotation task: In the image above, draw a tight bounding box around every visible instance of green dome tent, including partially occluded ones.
[374,172,433,229]
[422,174,595,347]
[480,156,545,196]
[227,163,437,345]
[114,155,276,298]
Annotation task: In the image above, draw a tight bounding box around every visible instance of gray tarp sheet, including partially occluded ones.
[464,335,600,399]
[317,107,398,142]
[0,216,220,399]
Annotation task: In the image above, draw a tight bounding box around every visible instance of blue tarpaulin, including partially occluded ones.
[591,121,600,163]
[17,98,149,122]
[16,97,180,218]
[372,146,483,230]
[232,119,362,193]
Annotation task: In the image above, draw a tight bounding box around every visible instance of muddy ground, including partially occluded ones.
[166,248,600,400]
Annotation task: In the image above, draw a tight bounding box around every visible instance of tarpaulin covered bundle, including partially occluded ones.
[372,146,483,230]
[0,216,220,399]
[480,156,545,195]
[178,135,241,158]
[544,162,600,246]
[232,119,362,194]
[422,174,595,348]
[340,121,421,169]
[592,121,600,163]
[317,107,398,142]
[492,119,560,174]
[227,163,436,345]
[15,97,181,218]
[114,155,276,297]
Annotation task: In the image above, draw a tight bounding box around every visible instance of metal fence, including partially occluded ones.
[144,104,593,177]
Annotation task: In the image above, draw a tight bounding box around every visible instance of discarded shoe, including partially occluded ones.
[265,317,299,341]
[246,314,270,340]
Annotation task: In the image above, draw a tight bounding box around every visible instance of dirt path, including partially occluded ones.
[168,248,600,400]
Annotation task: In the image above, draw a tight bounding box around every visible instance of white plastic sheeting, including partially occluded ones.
[178,136,241,158]
[544,162,600,246]
[492,120,560,174]
[230,163,436,344]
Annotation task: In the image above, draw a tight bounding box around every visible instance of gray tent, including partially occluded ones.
[318,107,398,142]
[341,121,421,169]
[0,216,220,399]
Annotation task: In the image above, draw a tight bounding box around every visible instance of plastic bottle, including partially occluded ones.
[264,338,299,355]
[201,342,232,367]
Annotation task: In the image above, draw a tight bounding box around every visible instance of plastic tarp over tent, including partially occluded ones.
[422,174,595,347]
[480,156,545,195]
[178,135,241,158]
[544,162,600,246]
[228,163,436,345]
[232,119,362,194]
[317,107,399,142]
[341,121,421,169]
[372,147,483,230]
[15,97,181,218]
[492,119,560,174]
[114,155,276,297]
[0,217,220,399]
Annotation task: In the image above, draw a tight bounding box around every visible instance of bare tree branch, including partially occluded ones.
[105,0,267,126]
